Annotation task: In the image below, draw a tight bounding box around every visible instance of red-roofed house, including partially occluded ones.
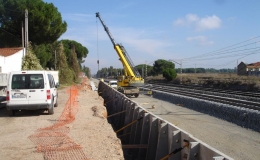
[237,61,260,76]
[0,47,24,73]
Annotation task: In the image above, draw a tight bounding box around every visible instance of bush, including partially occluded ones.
[59,68,74,84]
[22,43,43,70]
[163,68,177,81]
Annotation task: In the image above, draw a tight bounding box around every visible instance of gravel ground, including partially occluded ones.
[0,78,124,160]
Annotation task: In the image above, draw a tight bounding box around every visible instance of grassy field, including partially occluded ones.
[146,73,260,92]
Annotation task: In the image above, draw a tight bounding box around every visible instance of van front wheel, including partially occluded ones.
[48,101,54,115]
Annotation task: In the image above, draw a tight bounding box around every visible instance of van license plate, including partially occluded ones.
[12,94,27,98]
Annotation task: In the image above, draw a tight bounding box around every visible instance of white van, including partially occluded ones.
[108,80,117,89]
[6,71,59,116]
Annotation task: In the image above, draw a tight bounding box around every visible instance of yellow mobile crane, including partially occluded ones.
[96,12,144,97]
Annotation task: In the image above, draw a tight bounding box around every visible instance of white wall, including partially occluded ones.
[0,49,24,73]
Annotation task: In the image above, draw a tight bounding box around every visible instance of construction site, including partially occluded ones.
[1,1,260,159]
[1,77,260,160]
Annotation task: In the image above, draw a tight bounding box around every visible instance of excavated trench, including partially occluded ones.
[98,81,233,160]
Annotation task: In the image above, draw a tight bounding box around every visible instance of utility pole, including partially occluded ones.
[55,50,57,70]
[169,59,183,84]
[142,65,144,78]
[145,61,147,77]
[180,61,182,84]
[180,61,182,74]
[237,60,238,74]
[97,60,99,77]
[25,9,28,54]
[21,21,24,57]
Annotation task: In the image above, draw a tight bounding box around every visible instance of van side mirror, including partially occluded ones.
[55,82,60,88]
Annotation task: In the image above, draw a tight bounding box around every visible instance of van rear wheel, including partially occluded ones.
[54,100,58,107]
[8,110,15,116]
[54,96,58,107]
[48,101,54,115]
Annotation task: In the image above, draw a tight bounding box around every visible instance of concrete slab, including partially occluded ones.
[90,81,97,91]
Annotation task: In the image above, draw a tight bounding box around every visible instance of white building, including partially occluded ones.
[0,47,24,73]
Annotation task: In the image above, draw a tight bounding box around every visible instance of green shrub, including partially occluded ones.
[59,68,74,84]
[163,68,177,81]
[22,43,43,70]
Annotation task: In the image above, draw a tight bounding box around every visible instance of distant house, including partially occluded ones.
[78,72,85,77]
[0,47,24,73]
[237,61,260,76]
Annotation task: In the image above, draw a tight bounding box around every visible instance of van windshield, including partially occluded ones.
[11,74,44,89]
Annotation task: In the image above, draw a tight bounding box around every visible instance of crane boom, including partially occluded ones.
[96,12,143,80]
[96,12,140,77]
[96,12,116,46]
[96,12,144,97]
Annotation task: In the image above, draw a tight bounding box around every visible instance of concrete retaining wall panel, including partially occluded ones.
[129,106,139,145]
[138,112,150,159]
[122,102,135,144]
[133,108,144,159]
[98,82,233,160]
[155,122,169,160]
[146,117,159,160]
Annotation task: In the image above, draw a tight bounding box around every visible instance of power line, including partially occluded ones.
[184,41,260,60]
[182,36,260,61]
[181,49,260,62]
[0,28,21,42]
[215,52,258,68]
[181,50,260,69]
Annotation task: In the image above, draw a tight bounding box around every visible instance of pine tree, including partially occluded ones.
[56,42,74,84]
[71,44,80,81]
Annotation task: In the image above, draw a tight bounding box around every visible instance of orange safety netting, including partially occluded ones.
[29,78,90,160]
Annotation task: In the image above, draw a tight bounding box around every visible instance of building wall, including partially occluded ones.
[237,62,247,75]
[248,68,260,77]
[0,49,24,73]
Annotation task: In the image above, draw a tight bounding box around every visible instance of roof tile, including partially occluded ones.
[248,62,260,66]
[0,47,23,57]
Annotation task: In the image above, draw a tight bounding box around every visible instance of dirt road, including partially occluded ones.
[0,78,123,160]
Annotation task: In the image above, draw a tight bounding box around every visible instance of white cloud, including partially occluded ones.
[174,19,185,26]
[63,13,92,22]
[186,14,199,23]
[196,15,222,31]
[186,36,214,46]
[174,14,222,31]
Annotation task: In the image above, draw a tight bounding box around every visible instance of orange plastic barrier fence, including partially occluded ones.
[29,78,89,160]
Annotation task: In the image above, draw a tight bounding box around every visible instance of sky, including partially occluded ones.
[44,0,260,74]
